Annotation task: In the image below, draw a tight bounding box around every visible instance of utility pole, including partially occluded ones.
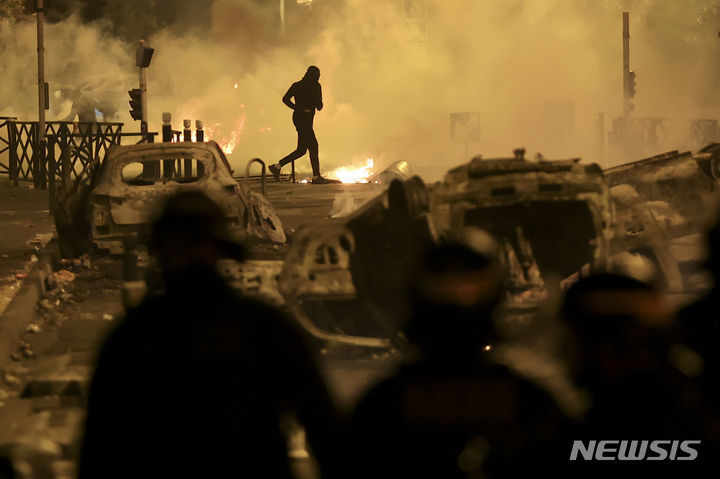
[622,12,637,117]
[36,0,46,189]
[135,41,154,134]
[280,0,285,33]
[139,64,148,133]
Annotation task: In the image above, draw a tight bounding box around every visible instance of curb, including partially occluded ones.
[0,240,60,372]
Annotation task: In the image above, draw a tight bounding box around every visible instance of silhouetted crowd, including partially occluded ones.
[6,190,719,478]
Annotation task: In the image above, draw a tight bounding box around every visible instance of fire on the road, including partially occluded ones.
[328,158,375,183]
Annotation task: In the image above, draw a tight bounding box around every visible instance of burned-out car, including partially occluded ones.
[431,152,612,304]
[275,151,612,346]
[55,141,285,256]
[604,147,720,292]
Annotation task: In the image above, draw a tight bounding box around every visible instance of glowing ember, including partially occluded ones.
[328,158,375,183]
[234,82,238,89]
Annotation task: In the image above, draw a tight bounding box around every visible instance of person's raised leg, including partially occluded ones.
[271,134,307,182]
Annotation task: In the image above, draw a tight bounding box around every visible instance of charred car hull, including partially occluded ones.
[56,141,285,256]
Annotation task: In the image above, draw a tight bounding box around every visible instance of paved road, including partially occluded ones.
[0,181,54,316]
[0,180,393,478]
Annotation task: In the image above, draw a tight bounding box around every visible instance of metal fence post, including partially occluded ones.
[183,119,192,177]
[162,112,173,178]
[61,135,71,190]
[48,135,56,214]
[39,135,47,190]
[32,123,40,189]
[196,120,205,176]
[8,121,18,186]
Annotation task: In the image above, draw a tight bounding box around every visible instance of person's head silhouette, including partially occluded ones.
[151,191,244,279]
[304,65,321,82]
[405,229,503,358]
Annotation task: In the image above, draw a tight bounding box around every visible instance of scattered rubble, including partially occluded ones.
[47,270,76,290]
[3,372,20,386]
[328,192,358,218]
[26,324,41,334]
[25,233,53,252]
[38,299,57,311]
[59,254,92,269]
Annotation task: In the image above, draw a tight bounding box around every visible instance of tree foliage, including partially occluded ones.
[79,0,161,41]
[0,0,28,21]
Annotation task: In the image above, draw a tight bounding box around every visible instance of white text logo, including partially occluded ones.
[569,440,700,461]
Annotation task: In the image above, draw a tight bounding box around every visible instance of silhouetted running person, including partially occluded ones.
[269,66,338,184]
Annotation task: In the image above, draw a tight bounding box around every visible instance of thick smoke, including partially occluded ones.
[2,0,720,179]
[0,14,133,122]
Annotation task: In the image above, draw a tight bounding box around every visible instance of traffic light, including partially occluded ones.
[628,70,637,98]
[136,45,154,68]
[128,89,142,121]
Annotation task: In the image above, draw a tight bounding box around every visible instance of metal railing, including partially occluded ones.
[45,130,157,212]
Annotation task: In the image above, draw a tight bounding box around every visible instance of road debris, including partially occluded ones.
[47,270,76,290]
[25,233,53,252]
[60,254,92,269]
[3,372,20,386]
[38,299,56,311]
[328,192,358,218]
[26,324,41,334]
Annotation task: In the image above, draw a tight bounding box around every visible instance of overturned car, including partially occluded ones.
[604,147,720,292]
[55,141,285,257]
[430,151,612,303]
[275,151,612,346]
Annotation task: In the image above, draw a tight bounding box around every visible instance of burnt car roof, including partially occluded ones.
[106,140,230,164]
[445,156,602,182]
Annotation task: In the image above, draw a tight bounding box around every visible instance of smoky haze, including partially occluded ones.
[1,0,720,179]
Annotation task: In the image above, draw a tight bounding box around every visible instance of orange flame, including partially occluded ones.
[204,116,246,154]
[328,158,375,183]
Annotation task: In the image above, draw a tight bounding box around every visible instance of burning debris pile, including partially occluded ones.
[327,159,375,184]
